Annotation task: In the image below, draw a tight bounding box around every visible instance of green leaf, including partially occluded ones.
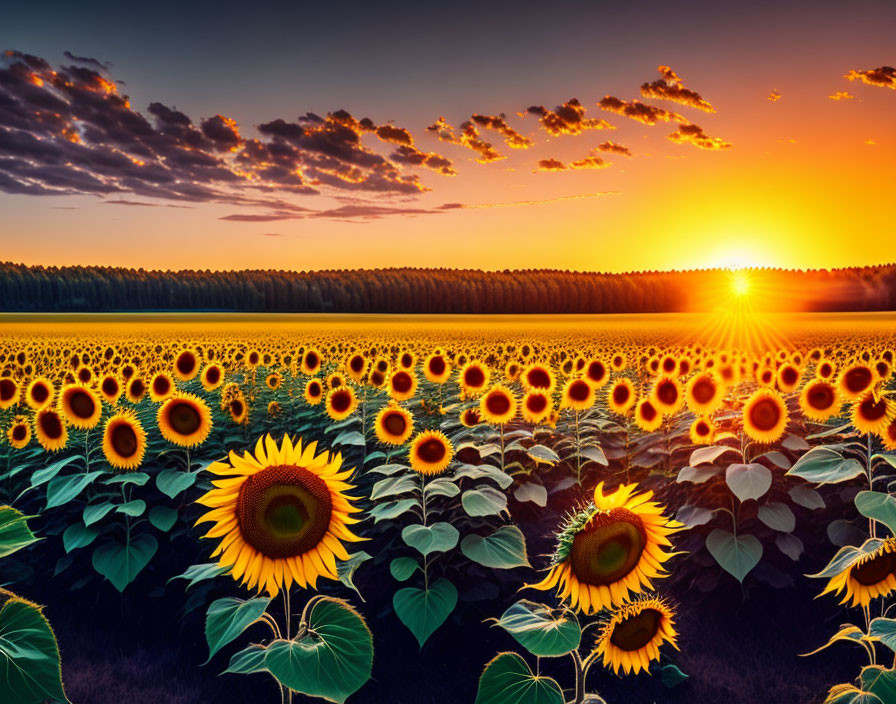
[461,525,530,569]
[148,506,178,532]
[860,666,896,703]
[393,578,457,648]
[332,430,366,447]
[168,563,230,591]
[757,502,796,532]
[91,533,158,592]
[869,619,896,653]
[336,551,372,599]
[705,529,762,582]
[789,485,825,510]
[104,472,150,486]
[389,557,419,581]
[401,522,459,557]
[474,652,563,704]
[369,498,420,524]
[690,445,738,466]
[224,644,268,675]
[787,447,865,485]
[454,463,514,489]
[29,454,84,487]
[855,492,896,535]
[661,664,689,688]
[676,504,714,528]
[514,482,547,507]
[205,596,271,663]
[83,501,115,527]
[370,475,418,500]
[265,598,373,703]
[802,624,870,657]
[425,477,460,498]
[725,463,772,502]
[116,500,146,517]
[810,539,886,579]
[492,600,580,657]
[45,471,105,509]
[62,523,99,553]
[462,486,508,517]
[156,469,199,499]
[0,506,39,558]
[0,594,69,704]
[526,445,559,465]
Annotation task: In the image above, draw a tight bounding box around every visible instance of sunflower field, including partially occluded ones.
[2,316,896,704]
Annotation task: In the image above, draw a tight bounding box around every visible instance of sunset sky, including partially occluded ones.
[1,0,894,273]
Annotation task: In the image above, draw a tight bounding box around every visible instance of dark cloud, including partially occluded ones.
[667,123,731,150]
[597,141,632,156]
[844,66,896,90]
[63,52,111,71]
[535,150,609,172]
[0,51,452,209]
[640,65,715,112]
[470,114,532,148]
[426,116,503,162]
[526,98,614,136]
[535,158,566,171]
[598,96,684,125]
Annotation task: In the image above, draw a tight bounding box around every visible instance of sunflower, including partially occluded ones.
[149,372,175,402]
[267,401,282,418]
[0,377,20,410]
[50,383,90,427]
[634,398,663,432]
[755,366,775,388]
[388,369,418,402]
[201,363,225,391]
[228,396,249,425]
[458,361,490,398]
[776,363,802,393]
[424,352,451,384]
[98,374,122,405]
[102,410,147,470]
[157,393,213,447]
[521,390,553,424]
[593,597,678,675]
[799,379,840,422]
[174,349,200,381]
[504,361,521,382]
[529,483,681,613]
[7,415,30,449]
[521,363,556,393]
[584,359,609,388]
[480,384,518,424]
[651,376,683,415]
[838,363,875,401]
[851,391,894,435]
[325,386,358,421]
[397,351,416,370]
[195,434,364,597]
[25,377,54,410]
[265,372,282,391]
[34,407,68,452]
[610,352,627,372]
[742,388,789,444]
[75,365,93,385]
[304,378,324,405]
[879,419,896,451]
[689,417,714,445]
[126,377,147,404]
[374,404,414,445]
[409,430,453,475]
[685,371,722,415]
[460,407,482,428]
[816,359,836,380]
[246,349,261,369]
[561,378,595,411]
[819,538,896,607]
[345,353,368,382]
[608,378,636,416]
[301,348,323,376]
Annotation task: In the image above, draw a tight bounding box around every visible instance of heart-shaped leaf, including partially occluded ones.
[514,482,547,507]
[156,469,199,499]
[46,471,105,509]
[91,533,158,592]
[148,506,178,532]
[855,491,896,536]
[493,600,580,657]
[787,447,865,485]
[462,486,508,517]
[461,525,530,569]
[205,596,271,663]
[474,652,563,704]
[393,578,457,648]
[83,501,116,527]
[757,502,795,532]
[705,529,762,582]
[725,463,772,502]
[265,598,373,703]
[690,445,737,466]
[401,522,459,557]
[62,523,99,553]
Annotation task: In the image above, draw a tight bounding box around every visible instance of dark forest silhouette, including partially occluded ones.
[1,262,894,313]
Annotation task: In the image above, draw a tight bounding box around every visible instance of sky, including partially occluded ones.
[0,0,894,273]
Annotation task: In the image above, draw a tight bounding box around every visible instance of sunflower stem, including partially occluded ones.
[499,423,505,473]
[570,648,585,704]
[574,411,582,484]
[866,433,876,538]
[283,588,291,640]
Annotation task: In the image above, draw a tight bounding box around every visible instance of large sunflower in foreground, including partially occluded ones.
[819,538,896,607]
[196,434,363,597]
[593,596,678,675]
[529,483,681,613]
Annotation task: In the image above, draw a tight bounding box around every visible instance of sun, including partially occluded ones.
[731,270,751,298]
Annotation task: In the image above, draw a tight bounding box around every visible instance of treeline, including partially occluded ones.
[1,262,895,313]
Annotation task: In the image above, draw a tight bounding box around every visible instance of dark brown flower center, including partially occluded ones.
[330,389,352,412]
[0,379,16,401]
[656,380,678,406]
[526,393,548,413]
[749,397,781,431]
[852,551,896,586]
[176,352,197,375]
[153,376,171,396]
[859,396,889,422]
[691,377,716,404]
[587,361,607,384]
[464,366,486,388]
[609,608,663,652]
[102,377,119,396]
[111,422,138,457]
[613,384,631,405]
[382,410,407,436]
[570,508,647,586]
[807,382,835,410]
[416,437,447,464]
[392,371,413,393]
[639,400,657,422]
[428,356,446,376]
[166,401,201,435]
[31,382,49,404]
[350,355,365,373]
[205,367,221,384]
[780,365,799,386]
[526,367,551,389]
[68,390,96,419]
[39,410,64,439]
[845,367,873,394]
[11,424,27,442]
[568,380,591,402]
[236,465,332,559]
[486,391,512,416]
